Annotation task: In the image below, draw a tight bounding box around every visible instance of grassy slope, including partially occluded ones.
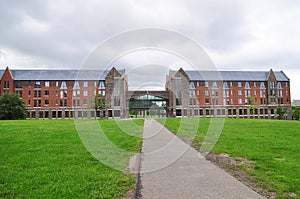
[158,118,300,198]
[0,119,143,198]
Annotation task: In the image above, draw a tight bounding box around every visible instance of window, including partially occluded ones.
[189,90,195,97]
[286,90,288,95]
[238,82,242,87]
[56,90,58,96]
[254,90,257,96]
[102,90,105,96]
[254,82,257,87]
[189,82,195,89]
[245,98,248,104]
[17,91,22,98]
[205,82,209,87]
[238,98,242,104]
[34,90,41,98]
[73,90,80,97]
[238,90,242,95]
[223,82,228,89]
[15,81,21,88]
[212,82,217,88]
[99,81,105,89]
[56,81,59,87]
[245,90,250,97]
[83,99,88,105]
[28,90,31,96]
[34,81,41,88]
[55,99,58,105]
[205,90,209,96]
[44,90,49,96]
[73,81,80,89]
[83,82,88,87]
[45,81,50,87]
[28,100,31,106]
[60,81,67,89]
[60,90,67,98]
[83,90,88,96]
[45,99,49,105]
[279,90,283,97]
[245,82,250,88]
[197,90,200,95]
[277,82,282,89]
[286,82,289,87]
[94,81,97,87]
[260,82,266,89]
[230,82,233,87]
[270,82,275,89]
[205,98,210,104]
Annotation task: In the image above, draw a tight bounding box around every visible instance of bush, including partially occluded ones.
[0,93,27,120]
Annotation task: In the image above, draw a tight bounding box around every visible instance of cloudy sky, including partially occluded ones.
[0,0,299,99]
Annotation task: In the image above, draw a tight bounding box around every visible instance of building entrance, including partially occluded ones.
[128,94,168,117]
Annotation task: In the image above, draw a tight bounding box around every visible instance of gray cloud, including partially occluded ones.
[0,0,299,99]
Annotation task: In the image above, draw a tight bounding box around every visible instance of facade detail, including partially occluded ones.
[0,66,291,119]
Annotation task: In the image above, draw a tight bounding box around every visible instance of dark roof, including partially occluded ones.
[6,69,125,80]
[170,70,289,81]
[0,70,4,79]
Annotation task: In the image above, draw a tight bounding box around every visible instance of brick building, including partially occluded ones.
[0,66,291,119]
[166,68,291,119]
[0,67,127,119]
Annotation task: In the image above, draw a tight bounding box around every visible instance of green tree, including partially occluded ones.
[0,93,27,120]
[94,94,106,118]
[248,96,257,117]
[276,105,286,120]
[291,106,300,120]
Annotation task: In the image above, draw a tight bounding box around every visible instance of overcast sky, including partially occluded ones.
[0,0,299,99]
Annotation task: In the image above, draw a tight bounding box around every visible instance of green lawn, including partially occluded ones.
[0,119,143,198]
[157,118,300,198]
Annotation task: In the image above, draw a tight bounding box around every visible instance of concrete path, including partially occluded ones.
[139,118,264,199]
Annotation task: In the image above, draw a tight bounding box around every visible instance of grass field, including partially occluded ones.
[0,119,143,198]
[157,118,300,198]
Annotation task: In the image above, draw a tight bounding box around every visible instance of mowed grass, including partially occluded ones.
[158,118,300,198]
[0,119,143,198]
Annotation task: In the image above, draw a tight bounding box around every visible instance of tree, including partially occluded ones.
[248,96,257,117]
[0,93,27,120]
[276,105,286,120]
[292,106,300,120]
[94,94,106,118]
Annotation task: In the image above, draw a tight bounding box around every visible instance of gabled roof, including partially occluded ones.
[170,70,289,81]
[6,69,125,81]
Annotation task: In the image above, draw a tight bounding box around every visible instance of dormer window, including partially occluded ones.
[277,82,282,89]
[189,82,195,89]
[212,82,217,88]
[73,81,80,89]
[34,81,41,88]
[223,82,228,89]
[245,82,250,89]
[60,81,67,89]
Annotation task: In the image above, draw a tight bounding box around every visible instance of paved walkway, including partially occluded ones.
[139,118,264,199]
